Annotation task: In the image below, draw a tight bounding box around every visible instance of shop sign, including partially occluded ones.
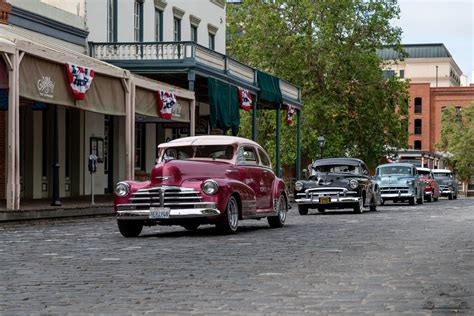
[37,76,55,99]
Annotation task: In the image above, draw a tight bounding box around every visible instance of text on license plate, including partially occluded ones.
[149,207,170,219]
[319,197,331,203]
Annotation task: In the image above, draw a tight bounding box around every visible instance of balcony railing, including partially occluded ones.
[89,41,301,103]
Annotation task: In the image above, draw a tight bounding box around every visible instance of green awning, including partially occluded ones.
[257,70,282,105]
[208,78,240,136]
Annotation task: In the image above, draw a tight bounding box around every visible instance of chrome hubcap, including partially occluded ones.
[278,196,287,223]
[228,198,239,229]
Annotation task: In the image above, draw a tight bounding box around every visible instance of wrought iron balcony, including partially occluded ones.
[88,41,301,104]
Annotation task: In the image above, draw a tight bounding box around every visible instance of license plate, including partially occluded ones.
[149,207,170,219]
[319,197,331,203]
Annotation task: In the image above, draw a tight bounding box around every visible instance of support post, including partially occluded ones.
[5,51,19,210]
[123,77,132,180]
[296,109,301,179]
[130,81,136,180]
[252,97,257,141]
[190,99,196,136]
[276,103,281,178]
[51,106,61,206]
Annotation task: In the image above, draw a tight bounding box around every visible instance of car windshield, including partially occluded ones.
[161,145,234,161]
[378,166,412,176]
[313,164,359,174]
[433,172,452,179]
[417,169,431,176]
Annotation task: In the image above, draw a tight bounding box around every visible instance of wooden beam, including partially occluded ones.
[2,52,13,71]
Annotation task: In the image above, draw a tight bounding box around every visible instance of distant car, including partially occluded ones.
[114,136,288,237]
[432,169,458,200]
[294,158,381,214]
[417,167,440,202]
[374,163,424,205]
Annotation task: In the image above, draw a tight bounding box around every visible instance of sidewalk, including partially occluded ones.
[0,195,114,222]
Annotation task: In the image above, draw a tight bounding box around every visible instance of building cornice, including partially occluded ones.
[210,0,225,9]
[172,6,185,19]
[189,14,201,27]
[154,0,167,11]
[9,6,88,46]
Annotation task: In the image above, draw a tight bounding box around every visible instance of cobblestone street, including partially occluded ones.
[1,198,473,314]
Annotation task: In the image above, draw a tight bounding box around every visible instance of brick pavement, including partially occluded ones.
[0,198,473,314]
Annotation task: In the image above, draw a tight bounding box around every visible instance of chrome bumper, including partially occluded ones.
[380,193,415,199]
[295,197,360,205]
[116,204,220,220]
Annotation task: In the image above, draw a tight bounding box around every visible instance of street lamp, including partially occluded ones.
[317,134,326,159]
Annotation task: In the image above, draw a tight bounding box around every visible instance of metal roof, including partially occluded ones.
[377,44,452,60]
[312,158,364,166]
[158,135,261,148]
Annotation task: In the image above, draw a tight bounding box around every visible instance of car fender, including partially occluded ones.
[272,178,288,210]
[113,180,151,208]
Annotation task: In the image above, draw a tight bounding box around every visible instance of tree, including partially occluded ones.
[437,104,474,193]
[227,0,409,171]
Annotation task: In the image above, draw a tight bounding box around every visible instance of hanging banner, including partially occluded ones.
[238,87,252,111]
[65,63,94,100]
[157,90,177,119]
[286,105,295,125]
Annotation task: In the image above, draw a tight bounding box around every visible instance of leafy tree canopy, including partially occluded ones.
[228,0,409,172]
[437,104,474,187]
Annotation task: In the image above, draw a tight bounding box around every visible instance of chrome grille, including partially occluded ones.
[129,186,202,209]
[299,187,355,199]
[380,186,409,194]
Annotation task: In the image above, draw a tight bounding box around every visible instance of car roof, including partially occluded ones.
[377,162,415,168]
[432,169,452,173]
[158,135,262,149]
[313,158,364,166]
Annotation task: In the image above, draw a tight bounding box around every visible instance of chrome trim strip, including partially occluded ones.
[116,208,221,219]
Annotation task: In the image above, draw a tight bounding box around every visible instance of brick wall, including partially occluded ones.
[408,83,431,151]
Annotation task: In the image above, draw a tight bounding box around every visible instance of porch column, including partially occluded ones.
[130,81,136,180]
[276,103,281,177]
[3,50,20,210]
[190,99,196,136]
[51,106,61,206]
[252,97,257,141]
[123,77,133,180]
[296,109,301,179]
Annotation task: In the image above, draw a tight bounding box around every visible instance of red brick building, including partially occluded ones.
[408,83,474,152]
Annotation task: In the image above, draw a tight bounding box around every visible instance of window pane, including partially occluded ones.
[414,97,422,113]
[155,9,162,41]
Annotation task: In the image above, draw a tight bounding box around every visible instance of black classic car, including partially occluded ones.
[294,158,381,214]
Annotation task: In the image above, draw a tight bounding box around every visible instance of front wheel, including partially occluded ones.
[216,196,239,234]
[409,197,416,205]
[426,194,432,202]
[353,199,363,214]
[448,193,453,200]
[298,205,309,215]
[117,220,143,237]
[268,194,287,228]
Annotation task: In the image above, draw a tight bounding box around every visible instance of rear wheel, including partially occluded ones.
[216,196,239,234]
[426,193,432,202]
[268,194,287,228]
[298,205,309,215]
[454,193,458,200]
[117,220,143,237]
[417,193,424,204]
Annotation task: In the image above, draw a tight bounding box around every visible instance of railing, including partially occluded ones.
[89,41,301,103]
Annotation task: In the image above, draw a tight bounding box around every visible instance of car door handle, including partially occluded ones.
[226,169,239,173]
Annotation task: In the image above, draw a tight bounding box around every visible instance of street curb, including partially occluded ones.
[0,206,114,222]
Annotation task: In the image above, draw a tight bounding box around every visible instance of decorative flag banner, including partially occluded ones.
[65,63,94,100]
[286,105,296,125]
[238,87,252,111]
[157,90,177,119]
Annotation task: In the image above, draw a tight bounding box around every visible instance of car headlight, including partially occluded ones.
[349,179,358,190]
[202,180,219,195]
[115,182,130,197]
[406,180,414,186]
[294,181,304,191]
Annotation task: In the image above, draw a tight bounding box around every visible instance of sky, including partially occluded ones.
[394,0,474,83]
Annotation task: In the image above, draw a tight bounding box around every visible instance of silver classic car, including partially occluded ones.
[373,163,424,205]
[294,158,381,214]
[432,169,458,200]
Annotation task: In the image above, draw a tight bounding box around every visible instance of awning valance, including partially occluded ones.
[135,87,190,122]
[257,70,282,105]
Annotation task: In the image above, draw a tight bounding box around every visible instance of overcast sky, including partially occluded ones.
[394,0,474,83]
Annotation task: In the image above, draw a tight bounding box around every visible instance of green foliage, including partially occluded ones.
[437,104,474,185]
[228,0,409,171]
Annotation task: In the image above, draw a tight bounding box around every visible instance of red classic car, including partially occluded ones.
[114,136,288,237]
[416,167,440,202]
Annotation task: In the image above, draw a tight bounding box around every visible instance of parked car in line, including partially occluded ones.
[113,136,288,237]
[432,169,458,200]
[373,163,424,205]
[416,167,440,202]
[294,158,381,214]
